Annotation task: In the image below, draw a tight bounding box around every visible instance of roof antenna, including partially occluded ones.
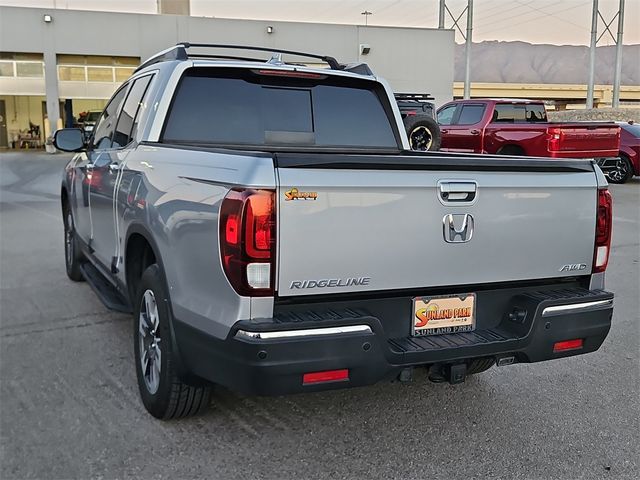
[267,52,284,65]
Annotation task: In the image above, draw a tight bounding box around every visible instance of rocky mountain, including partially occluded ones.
[454,41,639,85]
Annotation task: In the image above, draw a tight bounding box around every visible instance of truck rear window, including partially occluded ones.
[492,104,547,123]
[162,68,399,149]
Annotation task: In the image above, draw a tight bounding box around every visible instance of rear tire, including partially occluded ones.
[607,155,633,184]
[133,264,212,419]
[467,357,495,375]
[404,115,441,151]
[63,202,84,282]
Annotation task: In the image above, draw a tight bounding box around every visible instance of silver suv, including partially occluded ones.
[55,44,614,419]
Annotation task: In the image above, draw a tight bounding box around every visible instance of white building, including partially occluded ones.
[0,5,455,148]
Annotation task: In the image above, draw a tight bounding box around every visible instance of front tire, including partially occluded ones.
[607,155,633,184]
[404,115,441,151]
[133,264,211,419]
[63,202,84,282]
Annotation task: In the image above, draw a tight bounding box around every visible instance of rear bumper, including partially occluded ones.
[173,287,613,395]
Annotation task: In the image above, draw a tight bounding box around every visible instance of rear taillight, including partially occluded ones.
[593,189,613,273]
[547,127,563,152]
[219,188,276,296]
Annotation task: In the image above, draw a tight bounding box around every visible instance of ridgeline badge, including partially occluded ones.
[285,187,318,201]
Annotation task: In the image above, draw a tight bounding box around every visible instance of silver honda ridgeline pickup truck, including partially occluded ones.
[55,44,614,419]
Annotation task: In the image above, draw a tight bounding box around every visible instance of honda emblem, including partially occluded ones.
[443,214,474,243]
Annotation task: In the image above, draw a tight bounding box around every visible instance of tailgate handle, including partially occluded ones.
[439,181,477,203]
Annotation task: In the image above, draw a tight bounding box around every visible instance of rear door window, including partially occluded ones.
[112,74,153,148]
[492,104,546,123]
[162,68,398,149]
[492,104,526,123]
[456,104,485,125]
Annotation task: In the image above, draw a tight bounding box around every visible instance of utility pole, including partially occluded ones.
[587,0,598,108]
[586,0,625,108]
[464,0,473,100]
[438,0,474,99]
[612,0,625,108]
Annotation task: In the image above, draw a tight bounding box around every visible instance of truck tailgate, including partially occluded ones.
[276,153,598,297]
[550,124,620,157]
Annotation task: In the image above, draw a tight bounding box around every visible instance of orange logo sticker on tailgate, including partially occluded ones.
[284,187,318,201]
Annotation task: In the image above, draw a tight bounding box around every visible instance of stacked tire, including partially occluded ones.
[404,115,441,152]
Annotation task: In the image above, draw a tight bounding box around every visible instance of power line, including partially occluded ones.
[473,0,537,22]
[475,6,550,29]
[477,2,591,34]
[514,0,590,31]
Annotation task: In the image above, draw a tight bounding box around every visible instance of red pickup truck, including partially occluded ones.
[436,99,620,162]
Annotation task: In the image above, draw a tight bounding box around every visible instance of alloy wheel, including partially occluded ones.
[409,126,433,151]
[608,158,629,183]
[139,289,162,394]
[65,211,74,267]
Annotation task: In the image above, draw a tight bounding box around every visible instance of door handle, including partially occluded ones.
[438,181,477,203]
[470,129,480,135]
[441,129,449,134]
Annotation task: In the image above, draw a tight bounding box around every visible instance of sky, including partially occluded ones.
[1,0,638,46]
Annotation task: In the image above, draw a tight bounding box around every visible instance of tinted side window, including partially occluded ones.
[91,87,128,149]
[112,75,153,148]
[437,105,456,125]
[162,69,398,149]
[525,104,547,122]
[457,104,485,125]
[491,104,526,123]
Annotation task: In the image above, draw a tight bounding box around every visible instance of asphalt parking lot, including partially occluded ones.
[1,151,638,480]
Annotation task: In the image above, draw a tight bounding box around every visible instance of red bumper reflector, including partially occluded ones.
[303,369,349,385]
[553,339,584,352]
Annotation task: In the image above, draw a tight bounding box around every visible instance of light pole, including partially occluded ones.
[361,10,372,26]
[587,0,598,108]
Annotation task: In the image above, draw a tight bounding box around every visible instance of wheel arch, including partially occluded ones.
[124,223,165,305]
[497,144,525,156]
[124,223,192,380]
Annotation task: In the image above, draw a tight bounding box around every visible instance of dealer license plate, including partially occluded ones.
[412,293,476,336]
